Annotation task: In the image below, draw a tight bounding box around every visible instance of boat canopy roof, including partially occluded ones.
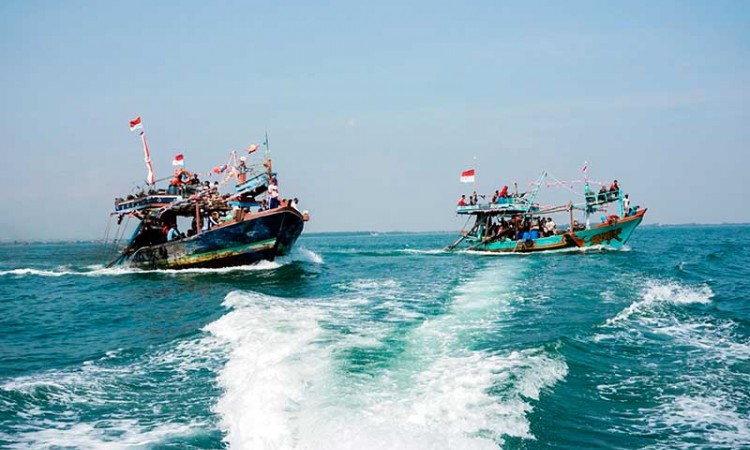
[114,194,182,214]
[113,191,233,217]
[457,200,540,216]
[114,149,277,217]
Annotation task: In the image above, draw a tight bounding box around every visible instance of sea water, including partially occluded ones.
[0,226,748,449]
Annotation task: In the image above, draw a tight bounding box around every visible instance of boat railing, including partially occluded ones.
[576,188,630,220]
[584,189,621,206]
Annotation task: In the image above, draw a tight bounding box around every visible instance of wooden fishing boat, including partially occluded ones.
[448,172,646,253]
[109,202,306,270]
[106,121,308,269]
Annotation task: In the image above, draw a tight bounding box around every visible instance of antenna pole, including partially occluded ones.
[473,156,477,193]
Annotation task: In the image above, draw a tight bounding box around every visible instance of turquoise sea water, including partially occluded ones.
[1,226,749,449]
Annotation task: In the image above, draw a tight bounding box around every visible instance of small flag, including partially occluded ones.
[582,161,588,174]
[213,164,228,174]
[460,169,475,183]
[172,154,184,166]
[129,116,143,131]
[247,144,260,154]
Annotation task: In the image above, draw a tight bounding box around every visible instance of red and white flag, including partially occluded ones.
[129,116,143,131]
[172,154,184,166]
[460,169,475,183]
[247,144,260,154]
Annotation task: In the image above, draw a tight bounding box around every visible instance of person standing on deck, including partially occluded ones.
[236,157,249,184]
[168,168,190,195]
[544,217,556,236]
[623,194,631,216]
[609,180,620,201]
[598,185,608,203]
[268,178,280,209]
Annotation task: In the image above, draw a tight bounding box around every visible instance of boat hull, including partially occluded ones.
[115,207,305,269]
[467,209,646,253]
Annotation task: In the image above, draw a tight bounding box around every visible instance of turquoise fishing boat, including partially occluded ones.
[448,172,646,253]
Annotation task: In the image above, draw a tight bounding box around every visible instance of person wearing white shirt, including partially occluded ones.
[268,180,280,208]
[544,218,556,236]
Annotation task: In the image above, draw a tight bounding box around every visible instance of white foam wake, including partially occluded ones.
[399,248,449,255]
[208,261,567,449]
[1,246,324,278]
[207,291,331,449]
[0,260,284,277]
[293,246,325,264]
[356,262,567,446]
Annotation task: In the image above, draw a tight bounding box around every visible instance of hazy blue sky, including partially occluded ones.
[1,1,749,240]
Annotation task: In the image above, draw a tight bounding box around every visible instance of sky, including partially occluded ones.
[1,1,749,240]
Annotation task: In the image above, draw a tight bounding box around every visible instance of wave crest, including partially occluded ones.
[606,280,713,326]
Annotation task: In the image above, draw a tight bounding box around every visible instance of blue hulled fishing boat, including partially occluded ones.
[109,201,306,270]
[448,171,646,253]
[106,118,308,269]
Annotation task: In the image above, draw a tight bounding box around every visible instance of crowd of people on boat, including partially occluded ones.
[457,180,638,219]
[165,168,224,196]
[457,185,516,207]
[586,180,621,205]
[120,162,300,245]
[483,215,558,242]
[586,180,640,217]
[451,177,644,248]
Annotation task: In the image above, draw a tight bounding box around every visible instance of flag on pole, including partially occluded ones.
[129,116,143,131]
[247,144,259,154]
[172,154,184,166]
[139,131,155,184]
[213,164,228,174]
[582,161,589,180]
[460,169,475,183]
